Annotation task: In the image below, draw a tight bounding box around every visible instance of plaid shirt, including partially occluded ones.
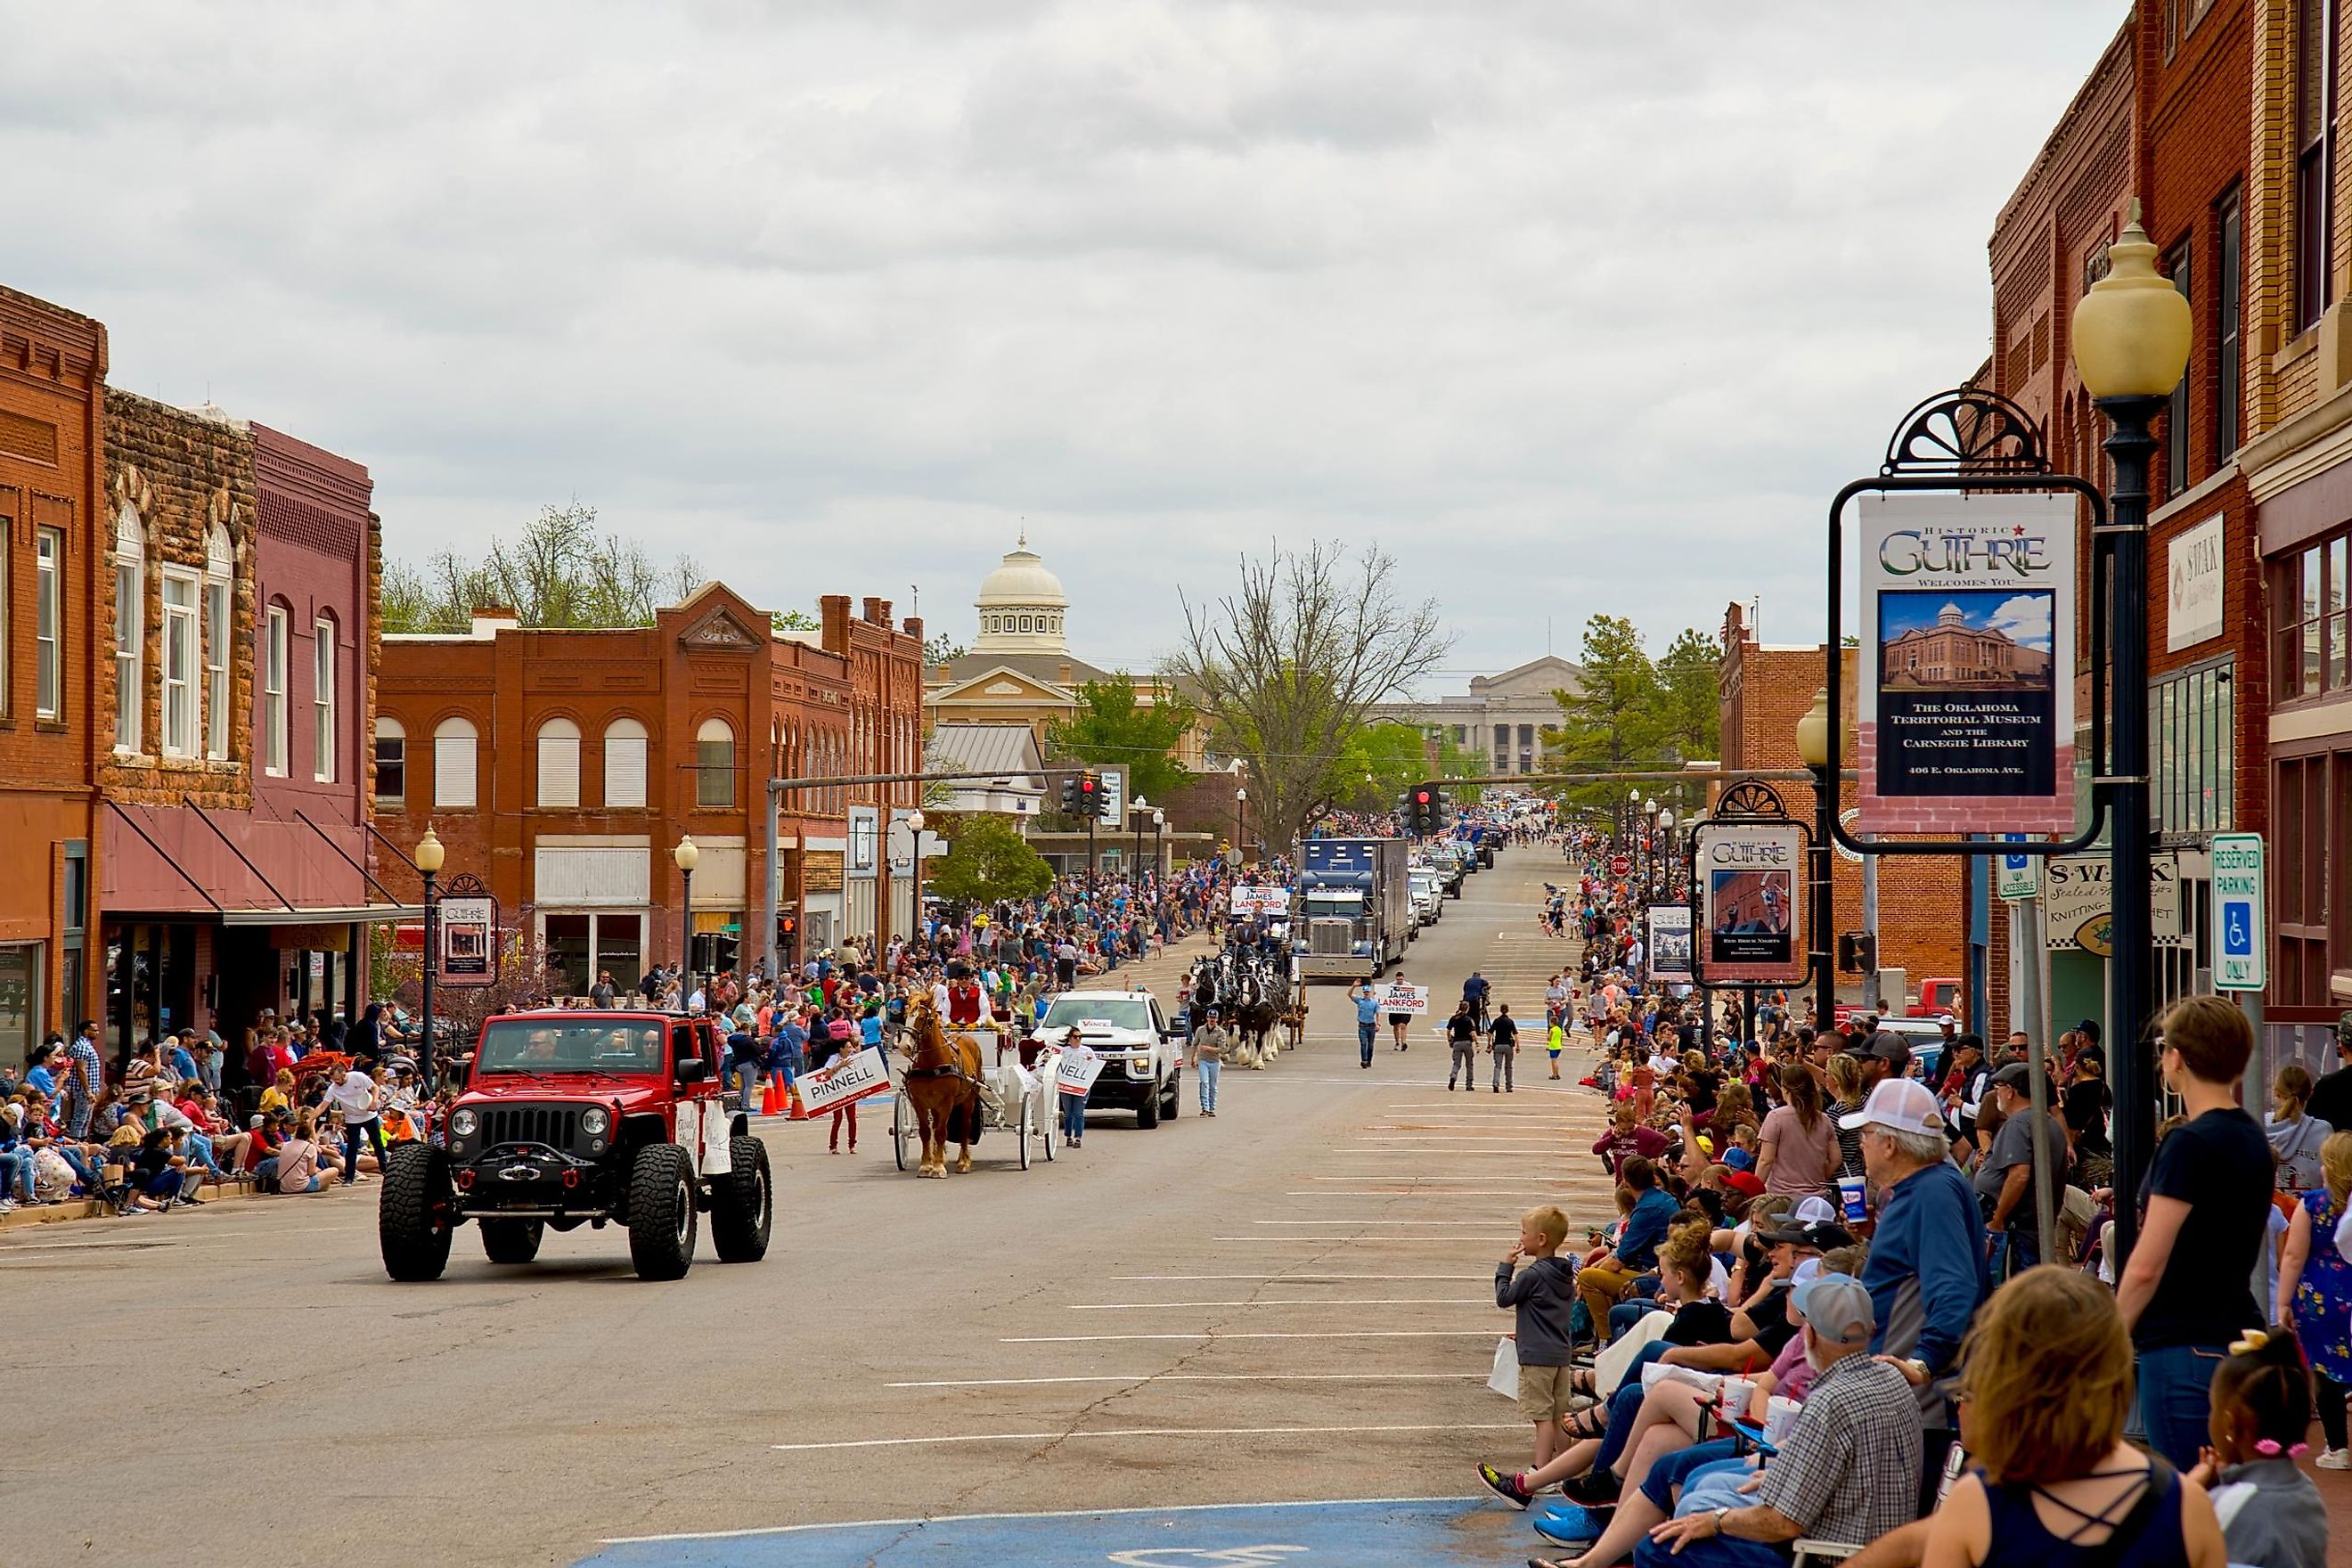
[65,1039,102,1099]
[1755,1349,1923,1546]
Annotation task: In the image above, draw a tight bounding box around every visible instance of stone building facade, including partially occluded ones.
[0,286,106,1072]
[98,391,382,1064]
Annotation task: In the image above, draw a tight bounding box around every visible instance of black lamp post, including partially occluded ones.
[2070,202,2193,1270]
[674,836,698,1009]
[1795,688,1837,1034]
[1234,787,1247,863]
[414,824,445,1092]
[1151,808,1165,880]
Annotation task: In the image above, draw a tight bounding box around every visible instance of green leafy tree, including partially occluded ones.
[772,608,819,633]
[1435,735,1486,804]
[1045,675,1196,803]
[926,813,1053,905]
[1330,722,1431,811]
[380,501,700,632]
[1546,614,1664,814]
[923,631,969,666]
[1654,626,1722,766]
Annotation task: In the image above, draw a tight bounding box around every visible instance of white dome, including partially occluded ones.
[972,535,1070,654]
[976,544,1066,608]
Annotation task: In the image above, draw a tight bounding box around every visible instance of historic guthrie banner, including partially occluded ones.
[1858,493,2078,835]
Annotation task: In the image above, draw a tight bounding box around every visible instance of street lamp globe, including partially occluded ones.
[1645,796,1658,817]
[1794,688,1833,769]
[414,824,445,875]
[1657,806,1676,832]
[1628,786,1640,804]
[674,836,699,872]
[1236,787,1246,803]
[1153,809,1165,828]
[906,810,925,833]
[2071,202,2193,399]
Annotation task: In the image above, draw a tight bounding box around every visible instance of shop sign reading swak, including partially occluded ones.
[1857,493,2078,835]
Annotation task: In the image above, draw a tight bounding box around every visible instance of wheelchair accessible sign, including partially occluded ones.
[2209,833,2265,992]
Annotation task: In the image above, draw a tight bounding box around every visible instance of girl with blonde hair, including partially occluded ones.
[2275,1129,2352,1468]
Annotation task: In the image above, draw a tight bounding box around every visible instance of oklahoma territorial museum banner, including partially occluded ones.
[1857,492,2078,834]
[1695,823,1804,984]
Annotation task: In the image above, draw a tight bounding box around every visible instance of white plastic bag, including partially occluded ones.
[1489,1335,1520,1399]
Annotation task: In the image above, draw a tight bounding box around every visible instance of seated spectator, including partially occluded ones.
[2187,1327,2329,1568]
[0,1097,35,1210]
[270,1113,340,1194]
[1576,1156,1678,1343]
[1913,1265,2225,1568]
[123,1125,203,1213]
[258,1068,296,1119]
[1538,1272,1923,1566]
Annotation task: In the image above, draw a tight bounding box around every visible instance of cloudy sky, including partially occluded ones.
[6,1,2125,692]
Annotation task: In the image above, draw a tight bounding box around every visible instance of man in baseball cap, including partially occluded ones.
[1848,1030,1912,1093]
[1838,1076,1989,1408]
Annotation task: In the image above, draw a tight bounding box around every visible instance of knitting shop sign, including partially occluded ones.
[1694,823,1804,984]
[1858,492,2078,835]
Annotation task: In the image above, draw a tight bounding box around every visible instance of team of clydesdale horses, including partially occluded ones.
[1185,951,1295,1067]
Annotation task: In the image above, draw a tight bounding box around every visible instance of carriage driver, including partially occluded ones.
[944,964,988,1038]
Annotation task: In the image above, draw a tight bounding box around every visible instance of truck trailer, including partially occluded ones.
[1293,837,1410,979]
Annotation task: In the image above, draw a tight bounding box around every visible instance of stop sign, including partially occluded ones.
[1609,854,1633,878]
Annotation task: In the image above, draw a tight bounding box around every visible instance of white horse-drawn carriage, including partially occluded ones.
[889,1022,1059,1172]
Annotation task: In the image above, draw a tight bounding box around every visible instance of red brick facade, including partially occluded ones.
[0,286,106,1069]
[377,584,924,989]
[1719,608,1969,1018]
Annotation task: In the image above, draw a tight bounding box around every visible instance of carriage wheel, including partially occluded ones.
[1017,1098,1033,1170]
[892,1090,910,1172]
[1041,1096,1056,1162]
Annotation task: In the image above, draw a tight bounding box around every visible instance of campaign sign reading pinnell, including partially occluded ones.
[1375,982,1429,1015]
[1858,492,2077,834]
[797,1047,889,1115]
[1697,822,1804,984]
[1055,1049,1108,1097]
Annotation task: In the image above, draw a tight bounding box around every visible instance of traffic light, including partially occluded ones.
[1408,781,1444,836]
[1837,932,1877,974]
[1059,773,1080,813]
[1077,770,1106,820]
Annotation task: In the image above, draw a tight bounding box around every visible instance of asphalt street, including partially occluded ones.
[10,846,1611,1568]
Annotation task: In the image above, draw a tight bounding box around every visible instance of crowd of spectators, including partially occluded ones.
[1466,823,2335,1568]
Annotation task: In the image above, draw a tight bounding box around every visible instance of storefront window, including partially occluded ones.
[2271,535,2352,700]
[0,944,39,1074]
[2149,662,2234,836]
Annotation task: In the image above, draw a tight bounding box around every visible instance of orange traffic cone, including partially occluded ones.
[759,1074,780,1116]
[787,1079,812,1120]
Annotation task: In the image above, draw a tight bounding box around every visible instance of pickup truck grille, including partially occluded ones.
[1309,919,1353,955]
[479,1104,582,1151]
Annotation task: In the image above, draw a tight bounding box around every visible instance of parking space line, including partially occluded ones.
[883,1373,1484,1387]
[771,1422,1523,1451]
[1002,1330,1497,1341]
[1250,1219,1507,1227]
[1111,1273,1486,1281]
[1066,1297,1488,1309]
[597,1494,1491,1543]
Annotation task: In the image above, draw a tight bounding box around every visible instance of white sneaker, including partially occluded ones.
[2317,1447,2352,1470]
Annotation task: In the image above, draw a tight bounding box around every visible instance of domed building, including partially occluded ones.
[924,535,1205,788]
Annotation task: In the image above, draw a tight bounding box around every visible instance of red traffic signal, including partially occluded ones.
[1414,789,1432,804]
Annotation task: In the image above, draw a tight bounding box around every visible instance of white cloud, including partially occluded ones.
[2,0,2125,684]
[1987,593,2054,652]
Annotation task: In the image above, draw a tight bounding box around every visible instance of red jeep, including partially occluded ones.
[376,1009,772,1283]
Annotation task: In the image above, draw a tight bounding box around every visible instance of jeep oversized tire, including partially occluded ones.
[379,1144,455,1282]
[479,1218,544,1264]
[710,1136,772,1264]
[627,1141,698,1281]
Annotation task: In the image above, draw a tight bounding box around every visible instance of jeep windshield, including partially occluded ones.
[475,1020,665,1075]
[1041,999,1154,1033]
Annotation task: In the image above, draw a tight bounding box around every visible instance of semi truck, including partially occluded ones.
[1293,837,1411,979]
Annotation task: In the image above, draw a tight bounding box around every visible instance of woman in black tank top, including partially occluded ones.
[1921,1269,2224,1568]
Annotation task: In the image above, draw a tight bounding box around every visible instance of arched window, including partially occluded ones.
[202,522,233,759]
[112,502,144,753]
[696,716,735,808]
[536,715,581,808]
[434,716,478,809]
[374,716,406,805]
[603,716,649,808]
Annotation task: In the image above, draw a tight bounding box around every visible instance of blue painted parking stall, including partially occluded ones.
[580,1497,1530,1568]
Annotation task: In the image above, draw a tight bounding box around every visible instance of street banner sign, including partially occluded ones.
[2210,833,2266,992]
[797,1047,889,1115]
[1647,905,1693,983]
[1997,835,2038,900]
[1856,492,2078,835]
[1375,981,1428,1015]
[1055,1048,1107,1097]
[1695,822,1805,984]
[1609,854,1633,878]
[1229,886,1289,917]
[435,894,498,988]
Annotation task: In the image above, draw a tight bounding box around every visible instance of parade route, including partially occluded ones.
[5,850,1613,1567]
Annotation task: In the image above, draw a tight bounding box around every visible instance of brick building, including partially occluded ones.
[375,584,924,990]
[2237,0,2352,1071]
[1719,606,1970,1018]
[98,392,384,1064]
[0,286,106,1072]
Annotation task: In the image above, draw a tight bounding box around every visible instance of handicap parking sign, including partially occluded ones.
[2221,901,2253,956]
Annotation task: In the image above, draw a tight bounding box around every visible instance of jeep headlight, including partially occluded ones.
[580,1107,609,1136]
[450,1109,478,1137]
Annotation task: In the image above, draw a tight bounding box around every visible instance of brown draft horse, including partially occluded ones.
[901,999,983,1177]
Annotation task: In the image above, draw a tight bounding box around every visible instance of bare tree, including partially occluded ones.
[380,500,705,632]
[1168,542,1451,851]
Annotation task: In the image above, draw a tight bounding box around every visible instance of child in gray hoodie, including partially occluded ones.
[1497,1205,1581,1470]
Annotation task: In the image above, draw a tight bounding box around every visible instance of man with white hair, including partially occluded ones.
[1842,1077,1989,1415]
